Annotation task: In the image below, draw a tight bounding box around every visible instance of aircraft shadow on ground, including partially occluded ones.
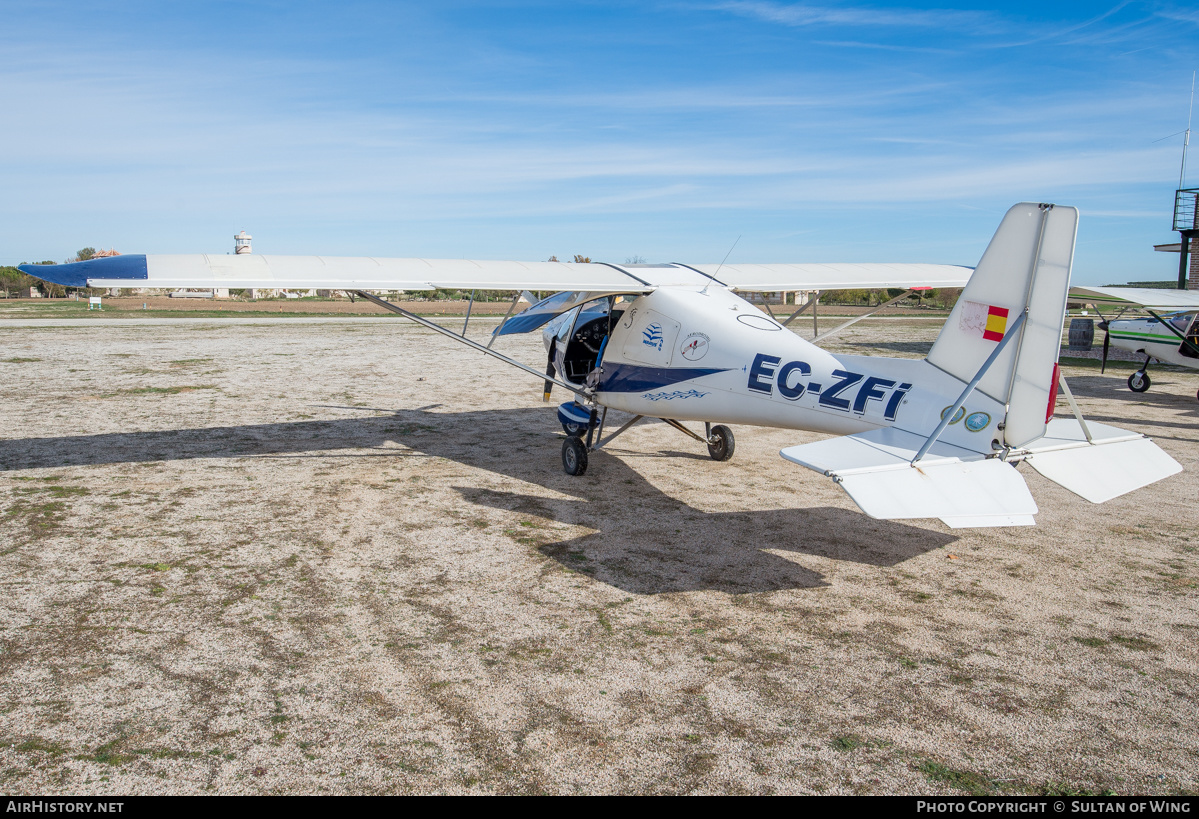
[0,406,956,594]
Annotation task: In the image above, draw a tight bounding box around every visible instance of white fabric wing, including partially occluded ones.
[1069,286,1199,311]
[27,254,972,293]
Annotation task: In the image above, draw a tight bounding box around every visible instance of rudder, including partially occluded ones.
[926,203,1078,448]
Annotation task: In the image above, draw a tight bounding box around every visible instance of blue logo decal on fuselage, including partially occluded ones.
[643,389,709,401]
[642,323,664,351]
[747,353,911,421]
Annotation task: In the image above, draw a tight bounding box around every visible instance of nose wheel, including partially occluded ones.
[561,436,589,476]
[1127,370,1150,393]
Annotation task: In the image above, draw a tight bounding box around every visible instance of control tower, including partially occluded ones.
[235,230,252,255]
[1175,189,1199,289]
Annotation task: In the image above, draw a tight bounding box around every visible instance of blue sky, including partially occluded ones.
[2,1,1197,284]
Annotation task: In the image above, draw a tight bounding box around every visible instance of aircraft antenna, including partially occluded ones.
[1180,70,1195,191]
[704,234,740,293]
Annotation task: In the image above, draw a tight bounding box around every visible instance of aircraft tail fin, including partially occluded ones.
[926,203,1078,448]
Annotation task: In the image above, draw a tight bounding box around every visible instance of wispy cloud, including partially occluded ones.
[708,1,995,31]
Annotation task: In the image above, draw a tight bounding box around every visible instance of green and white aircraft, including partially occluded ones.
[1070,286,1199,400]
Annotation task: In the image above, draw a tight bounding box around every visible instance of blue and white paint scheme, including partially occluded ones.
[19,204,1181,528]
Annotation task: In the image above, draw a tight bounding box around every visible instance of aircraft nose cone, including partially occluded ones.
[1097,321,1109,331]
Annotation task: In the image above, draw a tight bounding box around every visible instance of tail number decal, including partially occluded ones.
[747,354,911,420]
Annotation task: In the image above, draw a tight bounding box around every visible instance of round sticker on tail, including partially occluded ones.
[964,412,991,432]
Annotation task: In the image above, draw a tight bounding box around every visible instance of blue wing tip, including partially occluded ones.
[16,255,148,287]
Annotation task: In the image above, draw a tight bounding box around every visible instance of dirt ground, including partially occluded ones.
[0,315,1195,795]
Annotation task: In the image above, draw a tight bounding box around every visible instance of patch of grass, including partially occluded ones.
[87,739,132,766]
[141,563,171,572]
[899,657,919,669]
[1110,635,1159,652]
[101,385,218,398]
[14,485,89,498]
[915,759,994,796]
[1073,636,1108,648]
[1,357,40,363]
[16,737,67,755]
[830,734,870,752]
[6,498,70,535]
[129,748,202,760]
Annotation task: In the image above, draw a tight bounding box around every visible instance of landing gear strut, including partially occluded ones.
[558,413,736,476]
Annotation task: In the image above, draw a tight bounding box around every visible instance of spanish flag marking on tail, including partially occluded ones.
[983,305,1009,342]
[959,300,1011,342]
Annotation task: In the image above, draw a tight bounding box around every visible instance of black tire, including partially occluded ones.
[561,421,585,436]
[561,436,589,476]
[1128,371,1150,393]
[707,424,735,462]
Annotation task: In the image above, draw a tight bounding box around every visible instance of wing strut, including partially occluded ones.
[780,291,822,328]
[353,290,586,397]
[487,292,525,350]
[461,290,475,336]
[1055,372,1094,444]
[812,289,914,343]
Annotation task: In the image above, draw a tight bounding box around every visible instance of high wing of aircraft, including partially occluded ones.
[1069,286,1199,400]
[20,203,1183,528]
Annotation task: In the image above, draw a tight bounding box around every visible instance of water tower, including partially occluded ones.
[234,230,252,254]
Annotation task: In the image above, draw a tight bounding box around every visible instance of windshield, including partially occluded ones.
[1168,312,1196,332]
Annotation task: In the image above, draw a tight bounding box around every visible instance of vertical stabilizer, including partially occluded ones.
[926,203,1078,448]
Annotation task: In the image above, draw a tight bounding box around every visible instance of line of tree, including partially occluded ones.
[821,287,963,309]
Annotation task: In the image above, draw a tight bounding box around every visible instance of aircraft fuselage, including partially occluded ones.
[558,288,1008,450]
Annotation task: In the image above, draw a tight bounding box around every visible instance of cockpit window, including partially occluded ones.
[1169,312,1196,332]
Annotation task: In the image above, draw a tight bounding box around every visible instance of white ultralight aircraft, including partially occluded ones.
[1068,285,1199,400]
[20,202,1182,528]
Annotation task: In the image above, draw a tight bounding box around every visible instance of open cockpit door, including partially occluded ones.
[492,290,643,337]
[1178,312,1199,359]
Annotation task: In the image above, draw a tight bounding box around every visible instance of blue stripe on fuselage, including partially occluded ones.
[599,363,727,392]
[19,255,149,287]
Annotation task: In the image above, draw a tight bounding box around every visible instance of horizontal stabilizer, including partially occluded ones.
[1020,419,1182,503]
[781,429,1037,528]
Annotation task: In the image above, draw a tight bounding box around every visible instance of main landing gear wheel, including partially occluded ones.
[562,436,589,476]
[706,425,735,462]
[1128,371,1150,393]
